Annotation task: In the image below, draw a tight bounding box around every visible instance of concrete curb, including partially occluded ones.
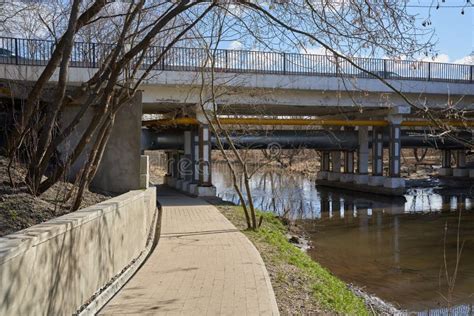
[77,201,162,316]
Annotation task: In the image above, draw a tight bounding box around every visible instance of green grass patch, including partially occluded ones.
[226,205,368,315]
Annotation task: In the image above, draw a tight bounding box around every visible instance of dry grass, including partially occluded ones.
[0,156,110,236]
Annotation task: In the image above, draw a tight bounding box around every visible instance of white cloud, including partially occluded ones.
[300,46,334,56]
[420,52,474,65]
[454,52,474,65]
[422,53,450,63]
[229,40,243,50]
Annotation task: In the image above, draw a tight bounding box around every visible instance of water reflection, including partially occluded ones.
[213,163,474,313]
[213,162,473,220]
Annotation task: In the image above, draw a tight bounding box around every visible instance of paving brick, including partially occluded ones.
[99,188,279,315]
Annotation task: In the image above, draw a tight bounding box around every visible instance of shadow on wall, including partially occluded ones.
[0,187,156,315]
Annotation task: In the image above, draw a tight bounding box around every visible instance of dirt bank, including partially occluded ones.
[0,156,111,237]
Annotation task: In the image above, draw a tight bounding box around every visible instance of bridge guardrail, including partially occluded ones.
[0,37,472,84]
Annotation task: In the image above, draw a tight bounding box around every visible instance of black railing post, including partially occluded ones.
[470,65,473,83]
[161,47,166,70]
[282,52,286,74]
[92,43,96,68]
[225,49,228,71]
[383,59,387,79]
[427,62,431,81]
[14,38,19,65]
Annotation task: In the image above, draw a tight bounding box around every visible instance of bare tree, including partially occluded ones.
[3,0,463,210]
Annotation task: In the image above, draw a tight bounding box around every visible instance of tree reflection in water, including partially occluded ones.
[212,162,474,313]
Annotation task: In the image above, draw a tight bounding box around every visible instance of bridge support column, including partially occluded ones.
[340,151,354,183]
[176,151,185,190]
[369,127,385,186]
[177,130,193,191]
[438,149,453,176]
[383,116,405,191]
[164,151,173,185]
[317,151,330,180]
[192,124,216,197]
[328,151,341,181]
[453,150,469,177]
[188,131,200,195]
[354,126,369,184]
[61,92,142,193]
[166,151,179,187]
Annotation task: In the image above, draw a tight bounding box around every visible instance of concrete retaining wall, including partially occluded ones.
[0,186,156,315]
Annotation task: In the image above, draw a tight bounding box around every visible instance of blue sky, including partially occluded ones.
[409,1,473,62]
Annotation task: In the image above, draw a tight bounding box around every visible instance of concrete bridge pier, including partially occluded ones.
[188,130,201,194]
[164,126,216,197]
[453,150,469,177]
[176,130,193,191]
[164,151,173,185]
[438,149,453,176]
[317,152,331,180]
[165,150,180,187]
[340,151,355,183]
[315,117,407,195]
[368,127,384,186]
[354,126,369,185]
[190,124,216,197]
[383,115,405,191]
[438,149,473,178]
[327,151,342,181]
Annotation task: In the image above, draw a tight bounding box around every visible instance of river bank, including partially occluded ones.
[0,156,111,236]
[206,197,399,315]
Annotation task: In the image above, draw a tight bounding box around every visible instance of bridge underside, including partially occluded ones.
[1,66,473,197]
[151,113,473,197]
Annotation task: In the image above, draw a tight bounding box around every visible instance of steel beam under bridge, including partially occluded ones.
[142,129,471,151]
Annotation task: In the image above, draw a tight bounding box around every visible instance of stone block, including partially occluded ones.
[353,174,369,185]
[383,177,406,189]
[175,179,184,190]
[194,185,217,197]
[438,168,453,176]
[368,175,385,186]
[339,173,354,183]
[167,177,177,188]
[327,172,341,182]
[452,168,469,177]
[188,183,198,195]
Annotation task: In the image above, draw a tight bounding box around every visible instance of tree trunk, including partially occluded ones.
[71,112,115,210]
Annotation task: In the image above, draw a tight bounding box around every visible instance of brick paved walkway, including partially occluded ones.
[100,188,279,315]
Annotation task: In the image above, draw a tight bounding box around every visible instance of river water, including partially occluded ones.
[212,163,474,314]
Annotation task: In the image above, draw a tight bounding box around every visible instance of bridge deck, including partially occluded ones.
[99,187,279,315]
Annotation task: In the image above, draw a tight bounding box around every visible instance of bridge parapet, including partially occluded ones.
[0,36,473,84]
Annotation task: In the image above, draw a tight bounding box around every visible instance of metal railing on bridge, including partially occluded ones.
[0,37,473,84]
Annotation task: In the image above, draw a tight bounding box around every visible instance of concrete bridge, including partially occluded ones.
[0,37,473,196]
